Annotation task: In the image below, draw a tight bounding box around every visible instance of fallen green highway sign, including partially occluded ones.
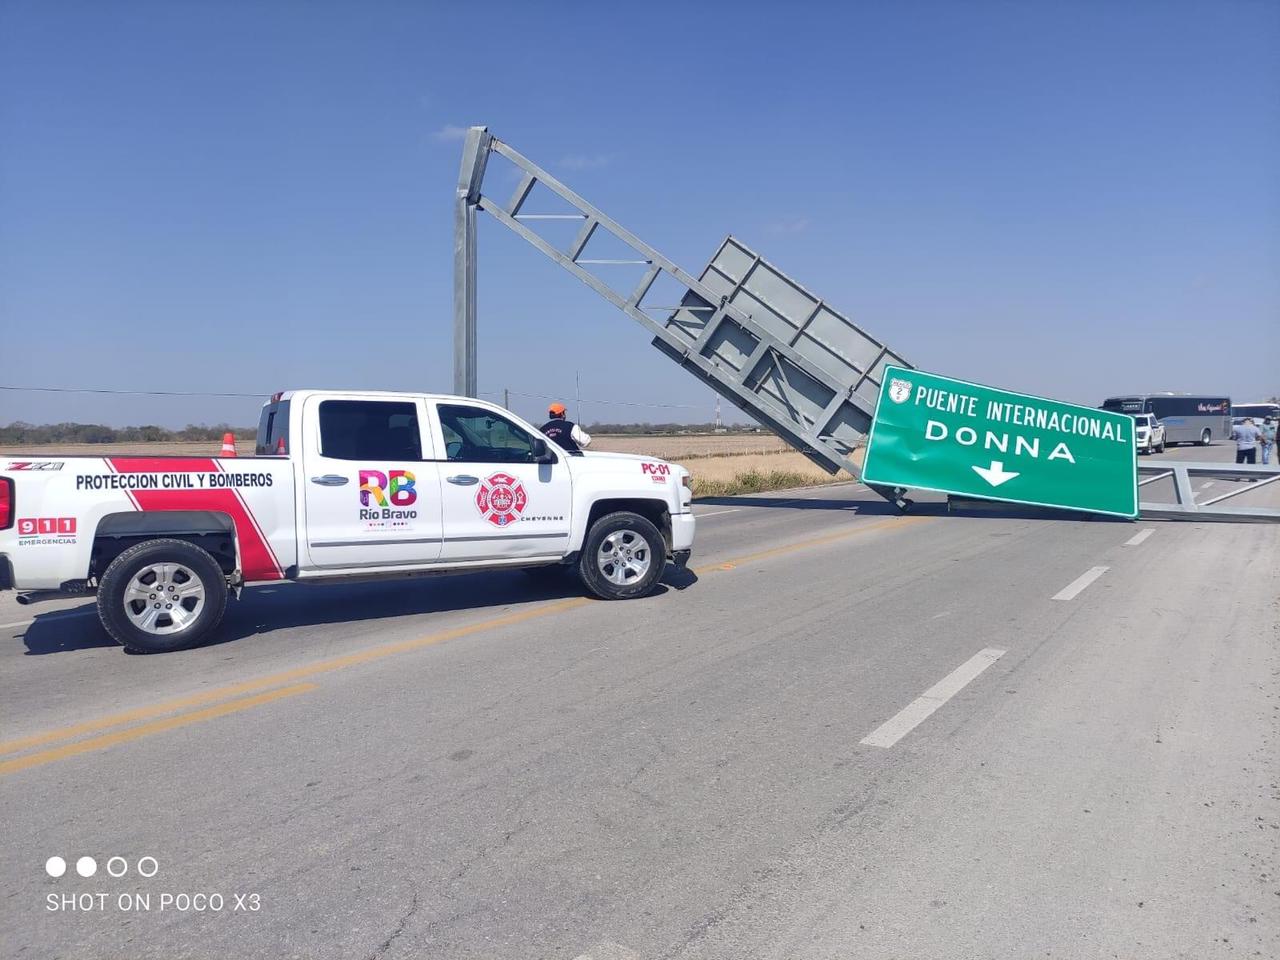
[862,366,1138,518]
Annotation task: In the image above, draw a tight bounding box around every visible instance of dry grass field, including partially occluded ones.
[591,435,864,495]
[0,434,864,497]
[670,450,859,496]
[591,434,795,459]
[0,441,239,457]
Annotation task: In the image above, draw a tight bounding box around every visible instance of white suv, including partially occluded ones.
[1133,413,1166,454]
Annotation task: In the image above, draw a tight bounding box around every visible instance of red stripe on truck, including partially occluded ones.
[110,458,223,474]
[108,458,283,581]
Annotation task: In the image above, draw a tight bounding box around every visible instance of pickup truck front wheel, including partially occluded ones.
[578,511,665,601]
[97,539,229,653]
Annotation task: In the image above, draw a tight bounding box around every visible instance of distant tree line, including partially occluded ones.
[584,421,763,435]
[0,419,767,446]
[0,422,257,445]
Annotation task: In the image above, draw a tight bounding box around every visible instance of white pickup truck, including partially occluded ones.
[0,390,695,653]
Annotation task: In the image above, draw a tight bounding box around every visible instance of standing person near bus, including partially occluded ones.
[1230,417,1262,464]
[1260,416,1277,465]
[540,402,592,454]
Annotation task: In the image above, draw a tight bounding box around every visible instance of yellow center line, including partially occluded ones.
[0,596,590,758]
[0,683,318,776]
[1,513,933,773]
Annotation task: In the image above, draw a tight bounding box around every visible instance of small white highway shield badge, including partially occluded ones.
[888,377,913,404]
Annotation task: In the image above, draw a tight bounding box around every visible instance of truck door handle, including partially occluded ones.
[446,474,479,486]
[310,475,349,486]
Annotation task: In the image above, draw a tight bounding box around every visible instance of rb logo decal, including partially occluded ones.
[359,470,417,507]
[475,473,528,527]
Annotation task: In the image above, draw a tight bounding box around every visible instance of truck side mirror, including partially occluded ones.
[531,437,556,465]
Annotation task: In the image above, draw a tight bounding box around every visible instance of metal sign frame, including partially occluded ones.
[452,125,911,501]
[1137,460,1280,521]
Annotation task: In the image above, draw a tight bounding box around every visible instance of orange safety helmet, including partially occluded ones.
[548,402,567,417]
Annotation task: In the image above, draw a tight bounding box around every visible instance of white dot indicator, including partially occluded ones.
[107,856,128,878]
[137,856,158,878]
[76,856,98,878]
[45,856,67,878]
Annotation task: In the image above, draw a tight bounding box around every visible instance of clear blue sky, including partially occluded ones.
[2,0,1277,428]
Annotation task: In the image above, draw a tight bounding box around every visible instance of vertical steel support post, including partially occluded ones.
[453,127,491,397]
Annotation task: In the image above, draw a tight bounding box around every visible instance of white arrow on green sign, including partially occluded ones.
[862,366,1138,518]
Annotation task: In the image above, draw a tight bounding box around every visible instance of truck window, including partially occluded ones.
[255,400,291,455]
[437,404,537,464]
[318,400,422,461]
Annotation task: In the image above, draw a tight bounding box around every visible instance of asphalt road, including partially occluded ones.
[1,442,1277,959]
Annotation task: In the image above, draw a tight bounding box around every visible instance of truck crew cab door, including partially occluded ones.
[302,396,443,570]
[431,402,572,562]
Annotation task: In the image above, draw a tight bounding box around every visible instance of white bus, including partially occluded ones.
[1231,401,1279,425]
[1101,394,1231,446]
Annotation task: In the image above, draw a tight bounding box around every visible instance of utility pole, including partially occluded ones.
[575,371,581,423]
[503,387,509,411]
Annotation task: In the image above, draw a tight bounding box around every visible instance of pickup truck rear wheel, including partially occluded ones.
[97,539,228,653]
[578,511,665,601]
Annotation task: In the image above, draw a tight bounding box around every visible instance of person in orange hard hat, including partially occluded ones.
[540,402,591,454]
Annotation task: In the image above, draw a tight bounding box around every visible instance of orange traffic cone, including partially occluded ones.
[220,433,237,457]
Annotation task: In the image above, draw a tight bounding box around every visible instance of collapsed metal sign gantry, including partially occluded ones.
[452,126,1280,522]
[452,125,912,507]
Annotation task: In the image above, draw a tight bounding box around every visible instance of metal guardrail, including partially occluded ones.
[1138,460,1280,521]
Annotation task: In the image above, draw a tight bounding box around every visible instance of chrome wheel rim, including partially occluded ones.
[596,529,652,587]
[123,562,205,635]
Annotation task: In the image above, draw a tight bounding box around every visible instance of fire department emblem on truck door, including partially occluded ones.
[476,472,528,527]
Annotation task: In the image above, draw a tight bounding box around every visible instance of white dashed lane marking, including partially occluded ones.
[1124,529,1154,547]
[1051,566,1109,601]
[861,647,1007,749]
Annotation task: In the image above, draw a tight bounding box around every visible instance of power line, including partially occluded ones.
[486,388,703,410]
[2,383,707,411]
[0,385,264,398]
